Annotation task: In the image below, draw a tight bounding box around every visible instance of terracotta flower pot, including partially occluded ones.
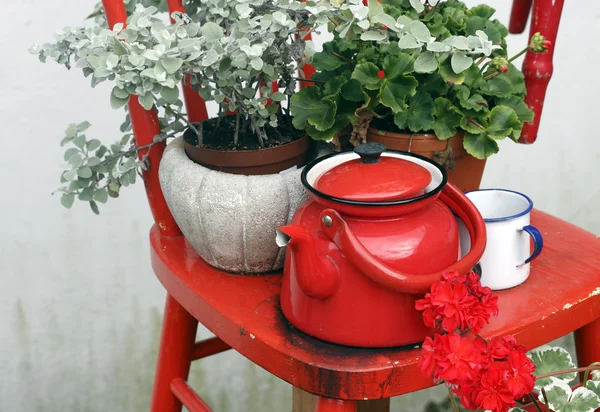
[366,128,486,193]
[183,132,310,175]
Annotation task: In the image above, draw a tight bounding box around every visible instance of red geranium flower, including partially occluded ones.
[504,348,536,398]
[435,333,483,383]
[475,365,517,412]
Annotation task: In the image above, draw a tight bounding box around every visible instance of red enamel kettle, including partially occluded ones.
[276,143,486,347]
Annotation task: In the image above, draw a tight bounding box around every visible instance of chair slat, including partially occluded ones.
[102,0,181,236]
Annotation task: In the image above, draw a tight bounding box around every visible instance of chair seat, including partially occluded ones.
[150,209,600,401]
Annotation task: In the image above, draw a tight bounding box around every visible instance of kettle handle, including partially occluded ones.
[319,183,487,294]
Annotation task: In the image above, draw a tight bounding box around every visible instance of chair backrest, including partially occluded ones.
[509,0,564,144]
[101,0,315,235]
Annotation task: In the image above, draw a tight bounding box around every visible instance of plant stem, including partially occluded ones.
[484,71,501,81]
[197,122,203,146]
[475,56,487,66]
[331,51,352,62]
[292,77,325,83]
[249,115,265,148]
[583,362,600,385]
[541,388,550,412]
[447,387,460,412]
[508,46,530,63]
[234,112,240,146]
[528,393,543,412]
[535,365,600,380]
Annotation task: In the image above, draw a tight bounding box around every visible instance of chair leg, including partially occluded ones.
[151,294,199,412]
[575,317,600,379]
[293,388,389,412]
[315,397,358,412]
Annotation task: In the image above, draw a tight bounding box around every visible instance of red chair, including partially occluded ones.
[101,1,599,411]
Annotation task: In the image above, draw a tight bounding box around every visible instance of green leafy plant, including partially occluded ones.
[290,0,549,159]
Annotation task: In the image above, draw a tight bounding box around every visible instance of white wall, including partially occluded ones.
[0,1,597,411]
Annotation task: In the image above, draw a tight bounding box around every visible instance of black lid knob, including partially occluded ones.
[354,142,386,164]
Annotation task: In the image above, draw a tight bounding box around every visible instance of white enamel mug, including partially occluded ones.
[458,189,543,290]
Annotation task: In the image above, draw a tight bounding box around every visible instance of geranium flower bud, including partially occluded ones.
[378,70,385,79]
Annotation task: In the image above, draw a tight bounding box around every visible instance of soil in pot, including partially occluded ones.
[183,114,310,175]
[368,118,486,193]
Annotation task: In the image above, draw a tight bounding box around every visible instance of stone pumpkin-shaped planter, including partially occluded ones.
[159,138,309,274]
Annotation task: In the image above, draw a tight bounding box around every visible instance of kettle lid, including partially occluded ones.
[314,143,432,202]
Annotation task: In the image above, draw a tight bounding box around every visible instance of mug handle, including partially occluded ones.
[517,225,544,267]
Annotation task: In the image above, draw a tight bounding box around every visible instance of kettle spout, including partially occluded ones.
[275,225,339,300]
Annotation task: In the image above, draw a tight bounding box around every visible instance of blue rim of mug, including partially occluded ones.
[465,188,534,223]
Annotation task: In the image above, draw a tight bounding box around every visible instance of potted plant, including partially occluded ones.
[290,0,550,192]
[30,1,338,273]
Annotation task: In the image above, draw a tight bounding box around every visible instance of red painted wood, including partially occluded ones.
[575,318,600,377]
[166,0,210,123]
[171,378,213,412]
[150,209,600,400]
[519,0,564,144]
[191,337,231,360]
[315,398,357,412]
[102,0,181,236]
[151,295,199,412]
[509,0,533,34]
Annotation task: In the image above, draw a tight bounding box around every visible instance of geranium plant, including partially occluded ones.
[290,0,549,160]
[416,272,600,412]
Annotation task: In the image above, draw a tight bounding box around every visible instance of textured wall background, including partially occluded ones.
[1,1,598,411]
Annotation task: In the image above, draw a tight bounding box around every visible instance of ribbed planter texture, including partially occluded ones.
[367,129,486,193]
[159,137,309,274]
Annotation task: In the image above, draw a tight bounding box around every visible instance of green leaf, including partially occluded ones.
[323,76,348,97]
[64,148,80,161]
[451,52,473,74]
[113,38,128,56]
[470,4,496,19]
[78,187,94,201]
[110,88,129,109]
[382,54,412,80]
[398,34,421,50]
[290,87,336,132]
[508,409,527,412]
[138,93,154,111]
[455,86,488,112]
[312,43,343,71]
[406,92,435,132]
[368,0,384,17]
[77,121,92,132]
[306,117,349,141]
[587,380,600,398]
[341,79,365,102]
[77,166,93,178]
[439,59,466,85]
[94,188,108,204]
[460,116,487,134]
[378,75,418,114]
[487,105,521,140]
[86,139,101,151]
[162,57,183,74]
[160,86,179,104]
[361,31,387,42]
[271,92,286,102]
[541,379,600,412]
[414,51,438,74]
[530,346,577,388]
[433,97,461,140]
[89,200,100,215]
[409,0,425,14]
[61,193,75,209]
[201,22,224,41]
[496,96,534,123]
[463,132,499,159]
[409,20,431,43]
[351,62,382,90]
[480,63,526,97]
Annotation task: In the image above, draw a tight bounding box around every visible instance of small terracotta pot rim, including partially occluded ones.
[184,134,308,155]
[367,127,464,140]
